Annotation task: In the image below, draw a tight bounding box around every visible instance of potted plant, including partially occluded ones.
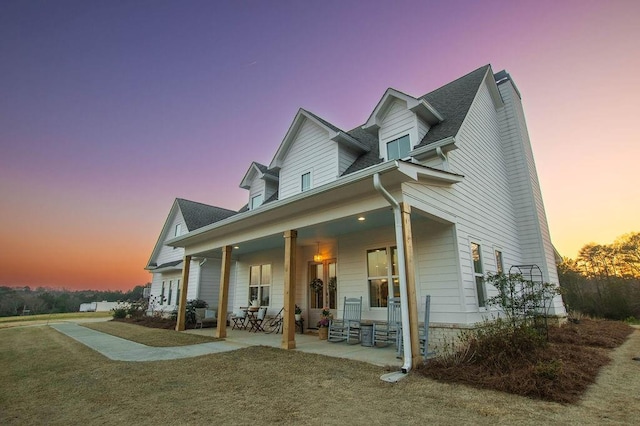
[317,307,332,340]
[295,304,302,321]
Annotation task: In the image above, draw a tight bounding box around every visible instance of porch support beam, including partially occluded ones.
[282,229,297,349]
[215,245,232,338]
[401,203,421,368]
[175,255,191,331]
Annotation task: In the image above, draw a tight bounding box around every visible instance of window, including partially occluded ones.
[250,194,263,210]
[471,242,486,307]
[160,281,165,305]
[175,223,182,237]
[301,172,311,192]
[495,250,504,274]
[386,135,411,160]
[366,247,399,307]
[175,279,180,307]
[167,280,173,306]
[249,264,271,306]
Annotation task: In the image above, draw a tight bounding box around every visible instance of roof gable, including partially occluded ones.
[269,108,369,170]
[239,162,278,189]
[362,88,443,133]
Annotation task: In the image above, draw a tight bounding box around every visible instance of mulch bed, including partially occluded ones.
[416,319,634,404]
[113,317,177,329]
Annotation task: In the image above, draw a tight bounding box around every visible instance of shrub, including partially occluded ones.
[111,307,127,319]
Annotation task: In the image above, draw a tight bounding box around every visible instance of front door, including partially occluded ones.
[308,259,337,328]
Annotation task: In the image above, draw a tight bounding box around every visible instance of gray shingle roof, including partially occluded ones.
[415,65,490,148]
[176,198,238,231]
[342,65,490,175]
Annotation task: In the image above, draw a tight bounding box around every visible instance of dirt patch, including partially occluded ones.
[417,319,634,404]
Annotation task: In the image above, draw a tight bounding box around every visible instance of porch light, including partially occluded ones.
[358,216,365,221]
[314,242,323,262]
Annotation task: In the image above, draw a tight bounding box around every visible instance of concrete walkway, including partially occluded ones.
[50,323,245,362]
[50,322,403,366]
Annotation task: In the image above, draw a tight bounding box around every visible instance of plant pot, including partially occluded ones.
[318,327,328,340]
[295,314,301,321]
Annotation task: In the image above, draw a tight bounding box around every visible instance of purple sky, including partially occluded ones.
[1,0,638,290]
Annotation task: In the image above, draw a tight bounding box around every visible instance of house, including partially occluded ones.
[145,64,566,368]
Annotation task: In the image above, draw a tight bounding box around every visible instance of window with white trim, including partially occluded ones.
[301,172,311,192]
[175,223,182,237]
[160,281,165,305]
[366,247,399,307]
[471,242,486,307]
[250,194,263,210]
[249,264,271,306]
[175,279,180,306]
[386,135,411,160]
[168,280,173,306]
[495,250,504,274]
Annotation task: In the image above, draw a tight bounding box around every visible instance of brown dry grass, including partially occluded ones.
[1,323,639,425]
[82,321,219,347]
[418,319,634,403]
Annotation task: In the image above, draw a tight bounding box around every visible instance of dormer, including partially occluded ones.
[362,88,443,161]
[240,162,279,210]
[269,109,369,200]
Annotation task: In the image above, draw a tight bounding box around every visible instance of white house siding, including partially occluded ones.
[416,116,430,143]
[248,174,266,208]
[279,119,337,200]
[155,210,186,266]
[198,259,222,309]
[230,248,285,318]
[378,99,419,158]
[410,78,526,318]
[498,80,564,315]
[338,144,360,176]
[337,225,397,322]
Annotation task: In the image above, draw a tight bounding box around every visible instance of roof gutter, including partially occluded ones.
[373,171,413,374]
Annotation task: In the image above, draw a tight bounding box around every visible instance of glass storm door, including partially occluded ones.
[308,259,337,328]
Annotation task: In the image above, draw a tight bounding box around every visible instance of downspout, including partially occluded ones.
[373,172,413,373]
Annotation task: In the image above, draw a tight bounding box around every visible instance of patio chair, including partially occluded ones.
[372,297,401,347]
[248,306,268,332]
[397,295,435,359]
[328,297,362,344]
[231,308,247,330]
[263,308,283,334]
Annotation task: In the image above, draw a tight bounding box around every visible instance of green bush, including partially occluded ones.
[111,307,127,319]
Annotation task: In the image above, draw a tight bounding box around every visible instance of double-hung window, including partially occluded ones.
[471,242,486,307]
[301,172,311,192]
[249,264,271,306]
[167,280,173,306]
[366,247,399,307]
[160,281,165,305]
[386,135,411,160]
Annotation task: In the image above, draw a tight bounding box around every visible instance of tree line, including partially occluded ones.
[558,232,640,320]
[0,284,148,317]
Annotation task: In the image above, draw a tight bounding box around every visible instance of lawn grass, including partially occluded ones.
[1,323,639,425]
[82,321,219,347]
[0,312,111,328]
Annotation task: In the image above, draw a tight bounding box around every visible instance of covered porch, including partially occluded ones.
[170,161,463,370]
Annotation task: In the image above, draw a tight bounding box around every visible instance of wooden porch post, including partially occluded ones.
[175,255,191,331]
[282,230,297,349]
[215,245,232,338]
[401,203,421,368]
